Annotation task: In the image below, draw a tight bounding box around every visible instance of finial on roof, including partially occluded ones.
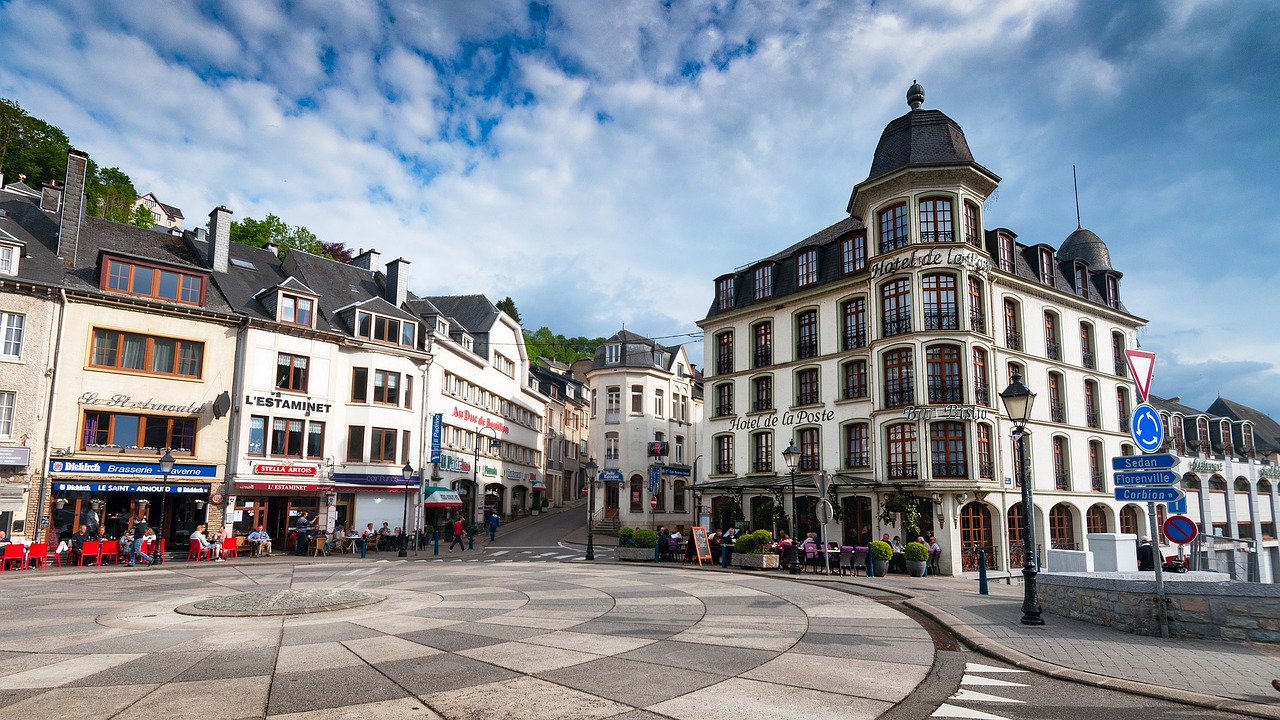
[907,80,925,110]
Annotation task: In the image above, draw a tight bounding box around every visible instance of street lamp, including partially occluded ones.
[155,448,175,566]
[400,462,413,557]
[1000,372,1044,626]
[584,457,599,560]
[783,441,802,575]
[471,426,501,549]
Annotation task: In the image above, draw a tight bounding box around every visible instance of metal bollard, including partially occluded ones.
[978,548,989,595]
[433,530,439,556]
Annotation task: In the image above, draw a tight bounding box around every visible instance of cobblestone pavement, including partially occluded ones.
[0,559,937,719]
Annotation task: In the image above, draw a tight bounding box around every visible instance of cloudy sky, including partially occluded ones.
[2,1,1277,417]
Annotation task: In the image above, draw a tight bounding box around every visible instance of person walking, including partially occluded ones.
[128,520,154,566]
[486,512,499,542]
[448,516,466,552]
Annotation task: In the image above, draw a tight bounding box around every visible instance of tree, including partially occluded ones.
[522,326,602,365]
[495,296,521,324]
[130,203,155,229]
[0,98,71,186]
[229,213,354,261]
[86,164,138,223]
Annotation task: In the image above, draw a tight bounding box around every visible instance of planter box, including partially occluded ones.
[906,559,927,577]
[873,559,890,577]
[733,553,780,570]
[615,546,656,562]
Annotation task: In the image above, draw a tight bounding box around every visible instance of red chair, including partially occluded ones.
[99,540,120,565]
[1,544,27,571]
[221,539,238,560]
[26,543,48,569]
[78,540,101,566]
[188,540,212,562]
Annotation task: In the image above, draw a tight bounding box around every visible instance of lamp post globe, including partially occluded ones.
[1000,372,1044,626]
[584,458,599,561]
[400,462,413,557]
[782,441,802,575]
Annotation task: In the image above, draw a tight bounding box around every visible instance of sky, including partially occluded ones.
[1,0,1278,418]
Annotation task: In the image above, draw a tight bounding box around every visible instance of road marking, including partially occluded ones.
[949,689,1023,704]
[554,554,577,560]
[964,663,1027,674]
[489,550,509,556]
[959,675,1027,687]
[931,703,1010,719]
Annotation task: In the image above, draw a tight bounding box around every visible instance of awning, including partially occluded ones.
[423,486,463,508]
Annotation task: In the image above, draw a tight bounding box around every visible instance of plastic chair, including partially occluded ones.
[78,540,101,566]
[188,540,212,562]
[26,543,48,569]
[851,548,869,576]
[99,540,120,565]
[221,539,238,560]
[838,546,854,576]
[1,543,27,571]
[803,544,820,573]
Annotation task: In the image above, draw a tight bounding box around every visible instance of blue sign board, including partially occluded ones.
[1114,486,1184,503]
[52,481,211,494]
[1112,470,1179,487]
[660,466,691,477]
[1163,515,1198,544]
[1111,453,1177,471]
[1167,497,1188,514]
[430,413,443,464]
[333,473,416,487]
[49,460,217,477]
[598,470,623,483]
[648,465,660,493]
[1130,403,1165,454]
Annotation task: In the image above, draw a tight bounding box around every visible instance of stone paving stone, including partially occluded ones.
[458,639,600,674]
[267,696,443,720]
[64,649,206,687]
[115,674,270,720]
[791,634,935,666]
[647,676,892,720]
[425,675,630,720]
[571,620,689,639]
[268,666,407,715]
[395,626,507,652]
[522,629,657,656]
[281,620,383,646]
[541,654,726,706]
[377,651,520,695]
[171,646,277,682]
[744,652,929,704]
[0,688,43,709]
[618,638,778,675]
[0,683,155,718]
[0,652,141,689]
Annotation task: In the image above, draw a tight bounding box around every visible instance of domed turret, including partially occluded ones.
[1058,226,1113,270]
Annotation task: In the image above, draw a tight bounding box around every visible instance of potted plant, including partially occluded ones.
[732,529,779,569]
[870,540,892,577]
[616,528,658,561]
[617,527,634,546]
[878,494,921,529]
[904,541,929,577]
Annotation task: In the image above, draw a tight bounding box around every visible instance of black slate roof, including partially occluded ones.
[590,328,680,372]
[865,109,977,182]
[1205,397,1280,455]
[0,189,63,286]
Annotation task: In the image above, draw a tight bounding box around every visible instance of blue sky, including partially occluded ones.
[2,1,1278,417]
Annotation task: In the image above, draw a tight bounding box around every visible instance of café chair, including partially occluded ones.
[78,540,102,566]
[1,543,27,571]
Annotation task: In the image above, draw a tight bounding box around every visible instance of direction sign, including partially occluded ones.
[1163,515,1198,545]
[1130,403,1164,454]
[1111,453,1177,472]
[1114,486,1185,503]
[1112,470,1179,487]
[1124,349,1156,402]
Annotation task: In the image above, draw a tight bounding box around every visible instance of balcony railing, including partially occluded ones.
[753,460,773,473]
[606,410,620,424]
[932,462,968,478]
[716,357,733,374]
[715,462,733,474]
[923,311,959,331]
[1091,472,1104,492]
[921,230,954,243]
[796,392,820,406]
[800,457,821,472]
[962,545,1000,572]
[928,383,964,404]
[1054,471,1069,490]
[974,382,990,406]
[1006,329,1021,351]
[887,462,918,479]
[884,386,915,408]
[979,461,994,479]
[842,384,868,400]
[753,399,773,412]
[880,234,910,253]
[1119,413,1130,432]
[795,339,818,360]
[970,310,986,334]
[1082,350,1096,370]
[1046,341,1061,361]
[715,404,733,417]
[883,313,912,337]
[753,347,772,368]
[1114,359,1127,377]
[842,327,867,351]
[1050,402,1064,423]
[846,452,870,468]
[1086,409,1100,428]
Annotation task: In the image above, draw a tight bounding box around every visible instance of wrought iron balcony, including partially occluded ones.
[970,310,986,334]
[883,386,915,408]
[880,234,910,253]
[715,404,733,417]
[752,399,773,412]
[974,382,990,406]
[796,392,820,406]
[795,339,818,360]
[842,327,867,351]
[1082,350,1096,370]
[1114,359,1127,377]
[716,357,733,374]
[1046,341,1061,361]
[1006,329,1021,351]
[753,460,773,473]
[928,383,964,404]
[932,462,968,478]
[883,314,912,337]
[1086,409,1100,428]
[921,230,954,243]
[846,452,870,468]
[753,347,772,368]
[842,384,868,400]
[1091,472,1104,492]
[924,311,959,331]
[715,462,733,474]
[888,462,918,479]
[1050,402,1064,423]
[1054,471,1069,490]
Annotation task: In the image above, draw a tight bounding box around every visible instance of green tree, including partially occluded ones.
[86,164,138,223]
[230,213,353,261]
[495,296,521,324]
[523,326,602,365]
[0,98,71,186]
[129,203,155,228]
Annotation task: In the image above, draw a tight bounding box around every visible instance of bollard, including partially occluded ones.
[468,529,474,550]
[654,542,660,563]
[978,548,989,595]
[360,537,366,559]
[721,545,731,568]
[433,530,439,556]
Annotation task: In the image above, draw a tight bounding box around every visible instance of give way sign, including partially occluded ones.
[1125,349,1156,403]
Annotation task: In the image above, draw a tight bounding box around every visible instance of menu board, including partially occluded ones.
[692,527,713,566]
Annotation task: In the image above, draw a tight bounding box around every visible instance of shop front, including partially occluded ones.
[423,486,463,537]
[334,471,419,537]
[232,465,328,552]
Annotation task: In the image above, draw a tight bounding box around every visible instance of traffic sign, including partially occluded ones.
[1130,403,1164,453]
[816,499,834,524]
[1111,453,1177,471]
[1112,469,1179,487]
[1124,349,1156,402]
[816,471,831,497]
[1163,515,1198,545]
[649,496,657,510]
[1114,486,1184,503]
[1167,496,1188,514]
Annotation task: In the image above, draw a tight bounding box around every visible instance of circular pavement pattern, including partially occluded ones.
[178,588,384,616]
[0,560,933,719]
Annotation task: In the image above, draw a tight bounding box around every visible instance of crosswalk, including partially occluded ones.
[931,663,1029,719]
[425,547,606,563]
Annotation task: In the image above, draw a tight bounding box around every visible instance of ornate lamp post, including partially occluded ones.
[400,462,413,557]
[155,448,175,565]
[584,457,599,560]
[1000,372,1044,625]
[783,441,802,575]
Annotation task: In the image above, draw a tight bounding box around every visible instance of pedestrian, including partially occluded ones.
[487,512,499,541]
[129,520,154,566]
[1137,536,1155,571]
[294,512,312,556]
[448,516,467,552]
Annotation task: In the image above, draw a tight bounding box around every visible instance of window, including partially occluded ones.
[90,329,204,378]
[81,410,196,452]
[844,423,870,468]
[1038,248,1055,286]
[919,197,953,242]
[972,348,989,405]
[798,427,821,471]
[977,424,993,478]
[881,278,912,336]
[674,479,687,513]
[1080,323,1095,369]
[922,274,958,330]
[795,309,818,360]
[715,383,734,416]
[0,391,13,437]
[265,418,324,457]
[604,432,619,461]
[351,367,368,402]
[716,331,733,374]
[1089,440,1104,491]
[276,353,309,392]
[1087,505,1108,533]
[346,426,365,461]
[630,385,643,414]
[373,370,401,405]
[841,234,867,274]
[998,235,1015,273]
[370,427,398,463]
[355,310,415,347]
[752,375,773,411]
[963,201,980,246]
[968,278,985,334]
[1116,388,1131,432]
[1049,505,1075,549]
[606,386,621,422]
[1106,276,1119,309]
[605,344,620,364]
[926,345,963,404]
[1112,331,1127,377]
[1074,264,1089,298]
[886,423,918,478]
[0,245,16,276]
[930,422,967,477]
[883,348,914,407]
[1044,312,1060,360]
[753,321,772,368]
[841,359,867,400]
[715,435,734,474]
[1048,372,1064,422]
[841,297,867,350]
[796,368,820,406]
[878,203,909,252]
[1003,299,1021,351]
[102,257,205,305]
[1084,380,1100,429]
[716,277,735,310]
[1,312,24,358]
[280,294,314,326]
[752,432,773,473]
[654,388,664,418]
[754,264,773,300]
[1053,436,1069,490]
[796,249,818,287]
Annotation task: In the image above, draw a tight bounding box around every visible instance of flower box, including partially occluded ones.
[614,546,655,562]
[733,553,780,570]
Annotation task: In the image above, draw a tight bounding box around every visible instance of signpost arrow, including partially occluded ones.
[1112,469,1180,487]
[1114,486,1185,503]
[1111,454,1178,472]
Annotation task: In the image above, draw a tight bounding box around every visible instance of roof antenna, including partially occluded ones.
[1072,165,1082,229]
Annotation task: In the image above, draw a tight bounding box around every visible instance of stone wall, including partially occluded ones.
[1039,573,1280,643]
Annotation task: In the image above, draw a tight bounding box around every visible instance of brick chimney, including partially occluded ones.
[208,206,233,273]
[57,150,89,268]
[385,257,410,307]
[351,248,380,270]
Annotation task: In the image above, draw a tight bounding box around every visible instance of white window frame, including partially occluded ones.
[0,244,17,276]
[0,391,16,437]
[1,312,24,359]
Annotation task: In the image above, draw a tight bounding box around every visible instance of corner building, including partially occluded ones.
[697,84,1145,575]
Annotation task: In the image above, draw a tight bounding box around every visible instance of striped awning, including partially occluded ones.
[423,486,463,508]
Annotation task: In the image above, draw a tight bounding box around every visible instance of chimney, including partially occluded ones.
[351,248,380,270]
[57,150,89,267]
[385,257,410,307]
[208,205,233,273]
[40,182,62,213]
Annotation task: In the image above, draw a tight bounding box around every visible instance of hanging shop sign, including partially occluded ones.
[598,470,623,483]
[661,467,691,477]
[53,481,210,494]
[254,463,318,476]
[78,391,207,415]
[243,394,332,414]
[902,405,991,421]
[48,460,217,477]
[869,248,992,280]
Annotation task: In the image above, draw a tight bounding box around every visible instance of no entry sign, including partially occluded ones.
[1163,515,1198,545]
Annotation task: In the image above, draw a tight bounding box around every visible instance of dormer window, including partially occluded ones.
[796,249,818,287]
[1106,276,1119,309]
[753,265,773,300]
[716,277,735,310]
[605,344,621,364]
[102,256,205,306]
[355,310,416,348]
[1074,263,1088,298]
[280,294,314,327]
[997,234,1015,272]
[1038,248,1054,286]
[0,242,18,276]
[841,234,867,274]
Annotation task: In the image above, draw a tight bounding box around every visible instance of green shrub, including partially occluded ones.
[423,524,434,536]
[617,527,634,546]
[870,540,893,561]
[904,541,929,562]
[734,529,774,554]
[541,496,549,510]
[632,529,658,548]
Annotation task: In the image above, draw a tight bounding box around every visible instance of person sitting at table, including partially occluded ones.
[889,535,906,573]
[0,529,8,548]
[657,527,672,561]
[247,525,272,557]
[191,523,223,561]
[69,524,91,564]
[327,525,345,554]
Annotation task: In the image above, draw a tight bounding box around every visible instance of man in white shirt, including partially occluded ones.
[191,524,223,561]
[247,526,272,557]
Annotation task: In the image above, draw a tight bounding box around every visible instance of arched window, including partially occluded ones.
[881,279,912,336]
[886,423,918,479]
[673,480,687,513]
[842,297,867,350]
[1080,322,1096,369]
[998,234,1015,273]
[798,426,821,472]
[977,424,994,479]
[1003,298,1021,350]
[795,367,820,406]
[960,503,994,571]
[1052,436,1069,490]
[844,423,870,468]
[1120,505,1140,536]
[751,374,773,412]
[841,359,868,400]
[1117,388,1131,433]
[922,273,959,330]
[1007,503,1026,568]
[879,202,909,252]
[795,309,818,360]
[883,348,915,407]
[714,435,733,475]
[715,331,734,375]
[968,278,985,333]
[1044,311,1061,360]
[752,321,772,368]
[714,382,733,417]
[629,475,644,513]
[919,197,954,243]
[972,347,990,405]
[1086,504,1109,533]
[1084,380,1100,428]
[1089,440,1104,491]
[930,422,967,478]
[1049,504,1076,549]
[964,201,981,246]
[751,431,773,473]
[926,344,963,404]
[1047,372,1065,423]
[1111,331,1126,377]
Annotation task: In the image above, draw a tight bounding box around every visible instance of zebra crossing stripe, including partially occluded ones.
[964,663,1028,674]
[959,675,1027,687]
[490,550,509,556]
[949,689,1023,704]
[554,554,576,560]
[931,703,1010,719]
